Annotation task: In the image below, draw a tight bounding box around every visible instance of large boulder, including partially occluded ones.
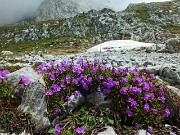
[165,85,180,125]
[165,38,180,53]
[159,67,180,85]
[6,67,50,132]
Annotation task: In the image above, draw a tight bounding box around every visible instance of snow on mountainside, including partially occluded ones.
[34,0,111,22]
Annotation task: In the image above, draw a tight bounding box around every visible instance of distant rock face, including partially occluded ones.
[34,0,110,22]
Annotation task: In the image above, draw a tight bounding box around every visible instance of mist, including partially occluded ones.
[0,0,171,26]
[0,0,43,25]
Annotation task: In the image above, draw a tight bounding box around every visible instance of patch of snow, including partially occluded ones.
[87,40,155,52]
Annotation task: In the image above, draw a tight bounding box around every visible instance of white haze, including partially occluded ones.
[0,0,171,25]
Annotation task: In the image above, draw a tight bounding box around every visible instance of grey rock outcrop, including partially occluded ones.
[160,67,180,85]
[5,67,50,132]
[34,0,110,22]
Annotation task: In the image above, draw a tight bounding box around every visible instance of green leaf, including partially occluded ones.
[48,128,55,134]
[107,117,114,125]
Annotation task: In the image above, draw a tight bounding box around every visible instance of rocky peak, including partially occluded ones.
[34,0,111,22]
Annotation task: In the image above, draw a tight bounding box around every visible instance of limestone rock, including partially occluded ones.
[97,126,117,135]
[160,67,180,85]
[6,67,50,132]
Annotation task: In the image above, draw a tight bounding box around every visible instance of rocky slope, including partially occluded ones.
[0,0,179,57]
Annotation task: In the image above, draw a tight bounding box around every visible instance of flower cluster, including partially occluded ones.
[0,70,10,80]
[38,58,171,134]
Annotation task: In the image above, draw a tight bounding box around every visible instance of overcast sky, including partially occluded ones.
[0,0,171,25]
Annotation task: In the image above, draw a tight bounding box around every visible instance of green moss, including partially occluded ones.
[165,24,180,36]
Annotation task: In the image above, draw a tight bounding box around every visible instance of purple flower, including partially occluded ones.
[87,77,92,84]
[54,124,62,135]
[143,82,150,91]
[135,77,143,85]
[158,96,166,103]
[135,123,139,128]
[114,69,119,76]
[149,74,156,80]
[129,86,142,95]
[131,68,138,76]
[54,108,61,115]
[66,75,71,84]
[0,70,10,79]
[122,77,128,84]
[128,97,139,108]
[72,78,79,85]
[91,68,97,75]
[103,89,111,95]
[66,96,71,102]
[148,126,153,132]
[45,90,53,96]
[152,109,157,114]
[103,82,114,89]
[159,86,164,94]
[77,57,83,64]
[74,90,81,98]
[21,75,30,86]
[144,93,155,101]
[75,126,85,134]
[120,87,127,95]
[52,84,61,93]
[126,109,133,117]
[164,108,170,117]
[98,75,104,80]
[144,103,150,112]
[49,73,55,80]
[170,131,176,135]
[140,68,147,73]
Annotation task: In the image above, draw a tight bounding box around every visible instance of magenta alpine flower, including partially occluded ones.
[54,124,62,135]
[149,74,156,80]
[131,68,138,76]
[52,84,61,93]
[144,93,155,101]
[75,126,85,134]
[21,75,30,86]
[126,109,133,117]
[72,78,79,85]
[164,108,170,117]
[66,75,71,84]
[143,82,150,91]
[159,86,164,94]
[91,67,97,74]
[120,87,127,95]
[144,103,150,112]
[128,97,139,108]
[0,70,10,79]
[170,131,176,135]
[54,108,61,115]
[98,75,104,80]
[74,90,81,98]
[158,96,166,103]
[45,90,53,96]
[49,73,56,80]
[103,89,111,95]
[122,77,128,84]
[66,96,71,102]
[148,126,153,132]
[152,109,157,114]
